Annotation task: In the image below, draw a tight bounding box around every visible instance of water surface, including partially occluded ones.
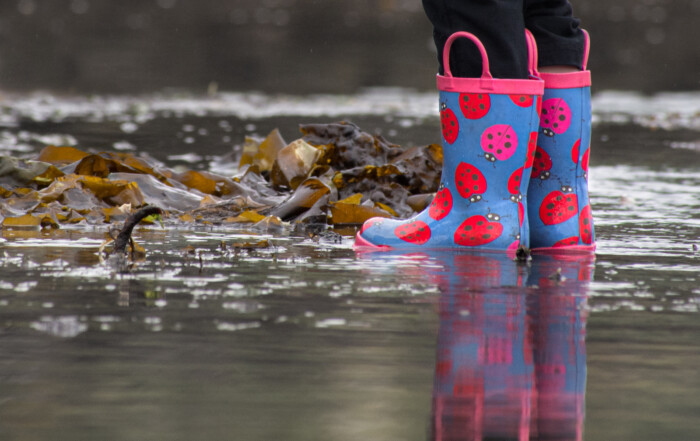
[1,90,699,440]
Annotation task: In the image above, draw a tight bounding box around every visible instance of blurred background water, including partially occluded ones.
[0,0,693,95]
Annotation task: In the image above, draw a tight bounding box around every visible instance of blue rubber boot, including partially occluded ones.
[527,31,596,252]
[355,32,543,252]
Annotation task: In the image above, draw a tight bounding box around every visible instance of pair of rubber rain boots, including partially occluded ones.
[355,31,595,254]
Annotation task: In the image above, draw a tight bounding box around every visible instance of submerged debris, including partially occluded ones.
[0,121,443,234]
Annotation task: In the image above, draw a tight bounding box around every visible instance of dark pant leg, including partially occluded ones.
[422,0,528,79]
[524,0,585,69]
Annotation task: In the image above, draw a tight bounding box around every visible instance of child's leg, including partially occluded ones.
[524,2,595,251]
[422,0,529,79]
[524,0,586,70]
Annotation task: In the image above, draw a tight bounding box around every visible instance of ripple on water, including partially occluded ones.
[30,315,88,338]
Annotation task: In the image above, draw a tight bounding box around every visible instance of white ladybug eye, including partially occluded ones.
[487,213,500,221]
[470,195,482,202]
[485,153,496,162]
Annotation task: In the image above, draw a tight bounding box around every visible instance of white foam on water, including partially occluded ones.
[3,89,700,130]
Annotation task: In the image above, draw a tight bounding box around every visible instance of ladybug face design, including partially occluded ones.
[486,212,500,222]
[481,124,518,162]
[440,104,459,145]
[429,183,453,221]
[540,98,572,136]
[460,93,491,119]
[540,191,579,225]
[561,185,574,193]
[395,220,431,245]
[455,162,487,201]
[532,146,552,180]
[507,167,523,203]
[454,215,503,247]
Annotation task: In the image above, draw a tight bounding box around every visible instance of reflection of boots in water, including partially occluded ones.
[528,31,596,252]
[431,251,534,441]
[430,252,594,441]
[529,253,593,441]
[356,32,542,252]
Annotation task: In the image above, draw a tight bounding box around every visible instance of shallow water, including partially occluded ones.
[1,90,699,440]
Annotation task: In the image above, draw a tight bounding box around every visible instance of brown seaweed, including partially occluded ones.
[0,121,443,232]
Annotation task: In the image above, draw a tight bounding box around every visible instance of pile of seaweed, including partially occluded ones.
[0,122,442,232]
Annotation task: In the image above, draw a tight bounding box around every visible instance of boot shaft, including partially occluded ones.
[356,32,543,251]
[528,31,596,251]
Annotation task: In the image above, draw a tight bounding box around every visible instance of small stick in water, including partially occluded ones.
[113,206,163,255]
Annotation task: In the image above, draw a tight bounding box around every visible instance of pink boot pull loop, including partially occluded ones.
[582,29,590,71]
[437,32,544,95]
[442,31,494,86]
[525,29,539,78]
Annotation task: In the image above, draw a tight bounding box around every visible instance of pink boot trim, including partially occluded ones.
[531,243,596,255]
[353,232,393,251]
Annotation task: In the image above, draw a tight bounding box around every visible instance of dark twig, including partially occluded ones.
[113,206,163,254]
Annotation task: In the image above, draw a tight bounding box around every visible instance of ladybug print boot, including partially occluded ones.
[356,32,543,251]
[527,30,596,252]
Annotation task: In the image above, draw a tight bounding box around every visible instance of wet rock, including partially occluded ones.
[310,230,343,244]
[407,193,433,213]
